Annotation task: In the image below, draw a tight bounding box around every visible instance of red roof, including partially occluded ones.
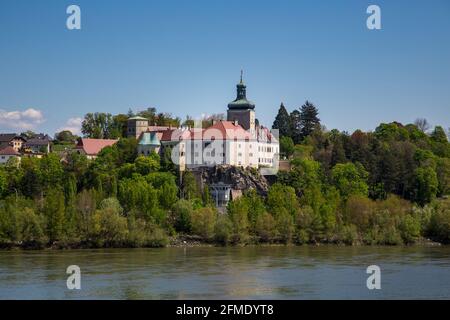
[204,121,253,141]
[154,121,253,142]
[76,138,118,156]
[0,146,20,156]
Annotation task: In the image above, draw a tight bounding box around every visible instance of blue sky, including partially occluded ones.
[0,0,449,136]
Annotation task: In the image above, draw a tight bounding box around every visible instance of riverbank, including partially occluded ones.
[0,235,444,250]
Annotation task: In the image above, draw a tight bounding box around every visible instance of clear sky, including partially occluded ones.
[0,0,449,136]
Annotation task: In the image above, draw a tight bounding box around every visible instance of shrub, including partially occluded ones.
[214,214,233,245]
[255,212,276,243]
[191,207,216,240]
[171,199,193,233]
[428,200,450,243]
[275,210,294,243]
[91,206,128,246]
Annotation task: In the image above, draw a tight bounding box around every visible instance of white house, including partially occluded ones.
[0,146,21,165]
[130,75,279,171]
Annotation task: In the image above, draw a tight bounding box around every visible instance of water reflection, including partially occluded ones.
[0,246,449,299]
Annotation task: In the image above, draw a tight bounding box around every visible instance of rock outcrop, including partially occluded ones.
[194,165,270,196]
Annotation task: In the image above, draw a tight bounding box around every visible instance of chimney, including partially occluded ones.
[234,120,239,126]
[212,120,217,125]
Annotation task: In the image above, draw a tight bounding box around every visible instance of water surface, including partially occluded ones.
[0,246,449,299]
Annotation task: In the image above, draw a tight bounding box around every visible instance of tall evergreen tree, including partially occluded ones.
[299,101,320,140]
[272,103,291,137]
[290,109,302,144]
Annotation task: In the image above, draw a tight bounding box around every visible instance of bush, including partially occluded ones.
[275,210,294,243]
[91,205,128,246]
[428,200,450,243]
[171,199,193,233]
[214,214,233,245]
[18,208,47,246]
[399,214,421,244]
[191,207,216,240]
[255,212,276,243]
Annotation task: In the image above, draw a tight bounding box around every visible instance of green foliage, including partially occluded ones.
[181,171,199,200]
[191,207,216,240]
[413,167,438,206]
[299,101,320,139]
[428,200,450,243]
[135,153,160,175]
[272,103,292,138]
[42,189,65,242]
[91,200,128,246]
[0,168,6,197]
[227,197,250,243]
[214,214,233,245]
[332,162,369,200]
[267,183,299,217]
[255,212,276,243]
[280,136,295,158]
[171,199,193,233]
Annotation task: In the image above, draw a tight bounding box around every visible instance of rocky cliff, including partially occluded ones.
[194,165,270,196]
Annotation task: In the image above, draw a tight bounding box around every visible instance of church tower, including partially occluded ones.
[227,71,256,135]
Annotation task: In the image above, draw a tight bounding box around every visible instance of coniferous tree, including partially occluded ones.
[290,109,302,144]
[299,101,320,140]
[272,103,291,137]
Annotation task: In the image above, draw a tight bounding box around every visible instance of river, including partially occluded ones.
[0,246,449,299]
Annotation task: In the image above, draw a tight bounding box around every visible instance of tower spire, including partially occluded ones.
[240,70,243,84]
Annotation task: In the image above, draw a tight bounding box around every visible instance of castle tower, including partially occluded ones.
[227,71,256,135]
[127,116,149,139]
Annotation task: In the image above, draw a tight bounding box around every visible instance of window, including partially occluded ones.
[238,153,242,157]
[249,153,253,157]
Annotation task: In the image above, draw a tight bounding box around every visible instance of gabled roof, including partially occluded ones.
[25,138,51,146]
[155,121,254,142]
[203,121,254,141]
[76,138,118,156]
[0,146,20,156]
[0,134,25,143]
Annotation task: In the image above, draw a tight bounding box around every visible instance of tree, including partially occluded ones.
[280,136,294,159]
[267,183,299,217]
[227,197,250,243]
[0,168,6,198]
[135,153,160,175]
[299,101,320,139]
[414,118,430,133]
[214,214,233,244]
[272,103,291,137]
[42,189,66,242]
[255,213,276,242]
[436,158,450,197]
[413,167,438,206]
[332,162,369,200]
[290,109,302,144]
[81,112,114,139]
[91,198,128,246]
[171,199,193,233]
[181,171,198,200]
[55,130,77,143]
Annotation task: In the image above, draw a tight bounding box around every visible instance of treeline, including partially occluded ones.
[0,102,449,248]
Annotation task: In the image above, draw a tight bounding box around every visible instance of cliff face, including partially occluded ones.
[195,165,270,196]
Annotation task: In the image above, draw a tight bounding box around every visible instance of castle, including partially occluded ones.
[127,74,279,172]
